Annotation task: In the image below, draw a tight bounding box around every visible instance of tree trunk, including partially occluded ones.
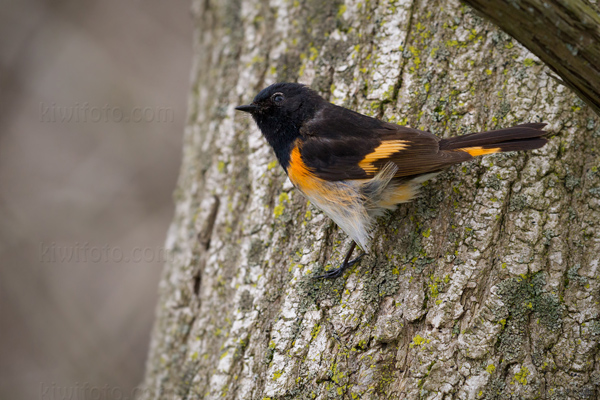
[142,0,600,399]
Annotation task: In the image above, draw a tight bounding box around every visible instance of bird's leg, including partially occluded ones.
[315,241,365,279]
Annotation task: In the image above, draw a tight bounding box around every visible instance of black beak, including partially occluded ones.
[235,104,258,113]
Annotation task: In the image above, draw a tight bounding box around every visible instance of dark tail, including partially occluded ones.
[439,123,548,157]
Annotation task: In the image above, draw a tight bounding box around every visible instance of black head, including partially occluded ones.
[235,83,326,168]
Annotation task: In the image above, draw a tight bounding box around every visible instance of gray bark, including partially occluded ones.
[142,0,600,399]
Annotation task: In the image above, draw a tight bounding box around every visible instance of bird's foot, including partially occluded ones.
[315,253,365,279]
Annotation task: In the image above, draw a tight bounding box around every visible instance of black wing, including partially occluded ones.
[298,104,471,181]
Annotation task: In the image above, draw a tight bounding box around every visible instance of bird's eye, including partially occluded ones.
[272,93,284,103]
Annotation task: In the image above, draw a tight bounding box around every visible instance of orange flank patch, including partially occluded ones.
[287,142,357,206]
[461,146,501,157]
[288,143,322,192]
[359,140,408,174]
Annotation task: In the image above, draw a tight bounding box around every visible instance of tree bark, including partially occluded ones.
[142,0,600,399]
[462,0,600,117]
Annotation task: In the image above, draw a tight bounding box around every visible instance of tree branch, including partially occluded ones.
[462,0,600,116]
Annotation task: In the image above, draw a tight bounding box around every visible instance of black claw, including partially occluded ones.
[314,242,365,280]
[347,253,365,266]
[315,268,345,279]
[315,255,365,279]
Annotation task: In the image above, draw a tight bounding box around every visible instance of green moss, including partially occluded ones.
[409,334,430,347]
[512,365,529,385]
[272,370,283,380]
[264,341,276,365]
[310,324,321,339]
[330,362,345,383]
[274,192,290,218]
[496,273,564,363]
[220,349,229,360]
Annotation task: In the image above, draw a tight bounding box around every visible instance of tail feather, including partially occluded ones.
[439,123,548,155]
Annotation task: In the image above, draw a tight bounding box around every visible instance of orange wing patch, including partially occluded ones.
[461,146,501,157]
[359,140,408,174]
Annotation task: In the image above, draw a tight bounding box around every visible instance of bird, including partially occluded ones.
[235,82,548,279]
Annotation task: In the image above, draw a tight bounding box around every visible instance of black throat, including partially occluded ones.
[253,115,301,171]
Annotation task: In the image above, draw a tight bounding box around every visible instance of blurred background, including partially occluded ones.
[0,1,193,399]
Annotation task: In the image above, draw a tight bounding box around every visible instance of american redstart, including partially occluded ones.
[236,83,548,278]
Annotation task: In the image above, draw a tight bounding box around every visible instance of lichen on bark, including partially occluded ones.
[142,0,600,399]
